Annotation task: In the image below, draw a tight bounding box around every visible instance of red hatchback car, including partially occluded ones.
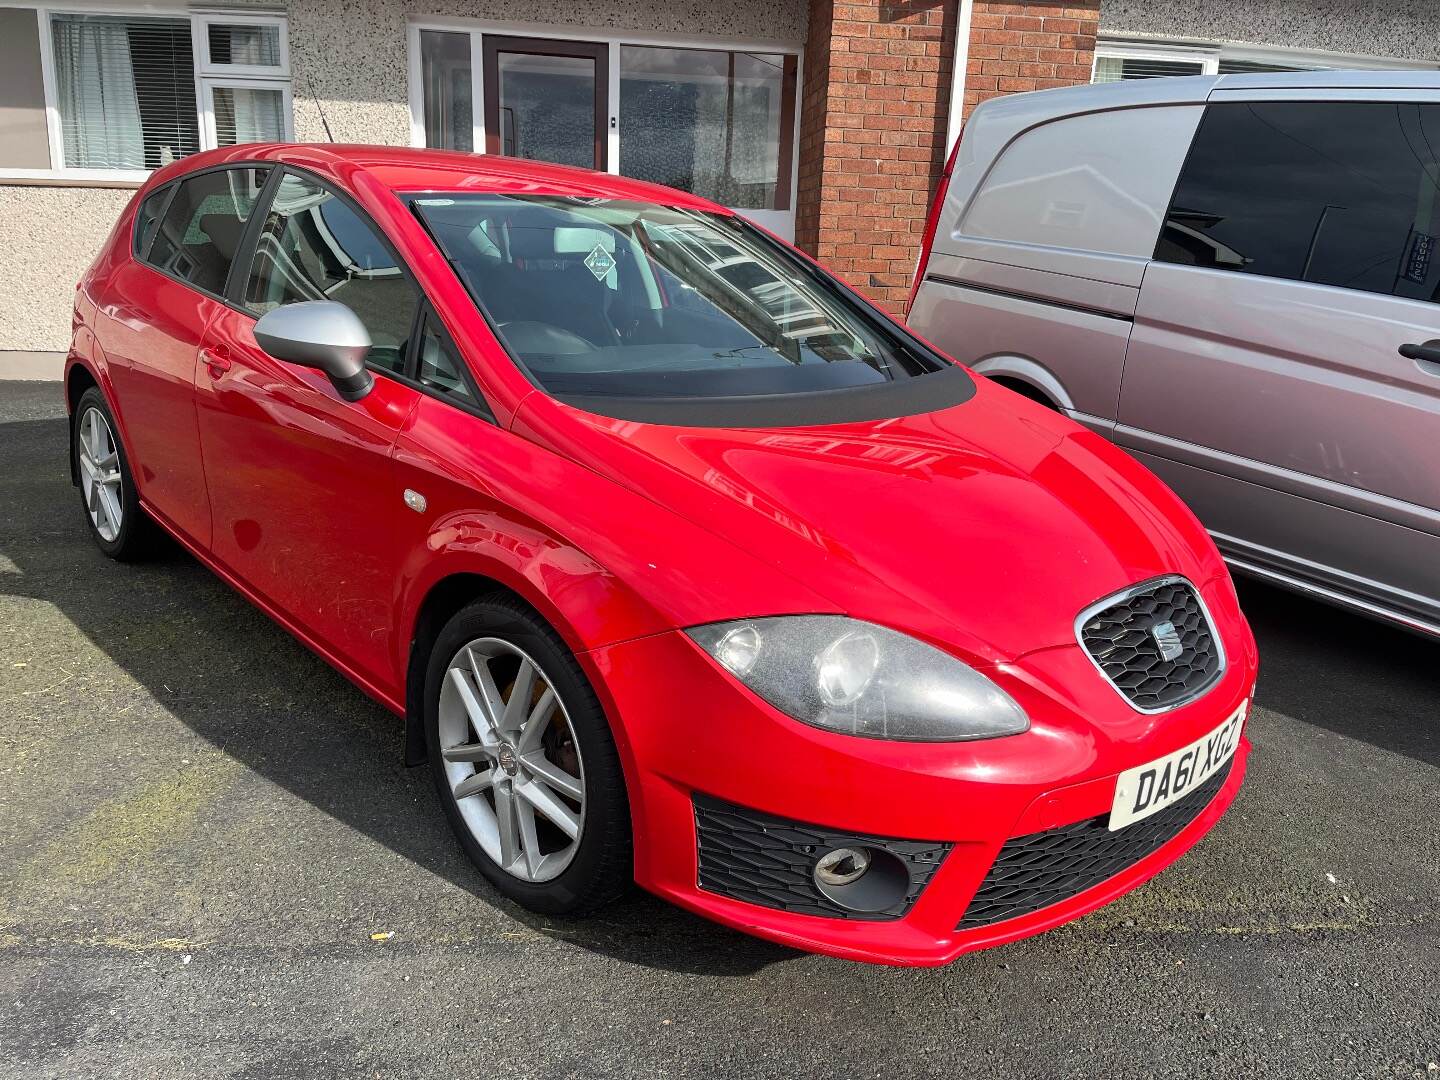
[67,144,1257,966]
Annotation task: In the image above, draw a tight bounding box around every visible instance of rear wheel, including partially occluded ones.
[424,595,632,915]
[73,387,156,560]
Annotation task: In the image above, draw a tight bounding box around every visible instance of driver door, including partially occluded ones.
[195,170,424,697]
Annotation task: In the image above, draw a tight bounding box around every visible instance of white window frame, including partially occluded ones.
[405,17,804,240]
[1093,38,1439,82]
[199,78,295,152]
[0,4,291,184]
[197,11,290,80]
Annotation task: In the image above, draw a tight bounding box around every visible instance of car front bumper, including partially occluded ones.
[584,620,1256,967]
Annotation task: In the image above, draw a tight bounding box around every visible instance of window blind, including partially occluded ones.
[1092,56,1207,83]
[207,22,282,69]
[53,14,200,170]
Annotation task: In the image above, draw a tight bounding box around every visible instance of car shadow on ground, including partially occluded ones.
[3,400,1435,979]
[0,408,795,977]
[1235,579,1440,770]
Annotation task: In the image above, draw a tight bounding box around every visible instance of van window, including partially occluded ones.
[958,106,1202,258]
[146,167,268,296]
[245,172,419,375]
[1157,102,1440,303]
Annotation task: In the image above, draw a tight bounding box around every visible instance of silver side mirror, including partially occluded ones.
[253,300,375,401]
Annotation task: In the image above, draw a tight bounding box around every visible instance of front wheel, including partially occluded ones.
[424,595,632,916]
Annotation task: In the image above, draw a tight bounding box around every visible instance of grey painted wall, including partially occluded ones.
[1101,0,1440,62]
[0,8,51,170]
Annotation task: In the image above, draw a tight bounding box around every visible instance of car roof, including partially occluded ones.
[149,142,727,213]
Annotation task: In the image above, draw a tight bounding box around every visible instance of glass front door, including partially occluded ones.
[415,30,799,239]
[482,36,608,170]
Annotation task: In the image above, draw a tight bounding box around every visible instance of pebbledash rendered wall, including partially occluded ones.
[1102,0,1440,62]
[0,0,807,352]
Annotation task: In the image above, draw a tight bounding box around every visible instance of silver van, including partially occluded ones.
[908,71,1440,636]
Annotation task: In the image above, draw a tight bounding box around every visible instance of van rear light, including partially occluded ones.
[905,133,962,320]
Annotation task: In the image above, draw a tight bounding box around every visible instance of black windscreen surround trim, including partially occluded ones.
[554,363,975,427]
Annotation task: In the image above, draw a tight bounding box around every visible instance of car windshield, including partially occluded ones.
[411,195,943,399]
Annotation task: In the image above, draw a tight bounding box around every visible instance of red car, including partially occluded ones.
[67,144,1256,966]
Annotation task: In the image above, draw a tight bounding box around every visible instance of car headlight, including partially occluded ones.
[686,616,1029,742]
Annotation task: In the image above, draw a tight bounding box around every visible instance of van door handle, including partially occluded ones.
[1398,340,1440,371]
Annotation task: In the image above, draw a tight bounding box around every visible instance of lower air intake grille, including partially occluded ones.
[958,759,1232,930]
[1078,576,1223,712]
[694,795,950,921]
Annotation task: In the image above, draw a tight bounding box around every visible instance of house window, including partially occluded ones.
[619,46,796,211]
[408,24,801,237]
[51,15,202,171]
[1093,40,1436,83]
[0,8,290,180]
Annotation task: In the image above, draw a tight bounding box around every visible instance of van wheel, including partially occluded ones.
[73,387,158,560]
[424,594,633,916]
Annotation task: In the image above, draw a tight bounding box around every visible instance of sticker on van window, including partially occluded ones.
[584,243,616,282]
[1404,231,1435,284]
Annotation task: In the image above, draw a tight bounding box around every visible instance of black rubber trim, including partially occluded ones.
[926,273,1135,323]
[694,794,951,921]
[554,363,975,428]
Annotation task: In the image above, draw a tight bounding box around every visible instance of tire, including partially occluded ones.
[424,593,632,916]
[73,387,158,561]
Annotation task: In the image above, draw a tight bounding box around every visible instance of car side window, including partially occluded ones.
[133,186,172,259]
[245,172,419,375]
[1157,101,1440,303]
[146,168,269,296]
[416,312,476,403]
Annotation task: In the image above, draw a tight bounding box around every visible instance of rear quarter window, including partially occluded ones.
[133,185,172,259]
[958,105,1203,259]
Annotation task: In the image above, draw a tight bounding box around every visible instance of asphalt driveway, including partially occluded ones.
[1,379,1436,1079]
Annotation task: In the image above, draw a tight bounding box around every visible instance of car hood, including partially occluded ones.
[513,379,1227,662]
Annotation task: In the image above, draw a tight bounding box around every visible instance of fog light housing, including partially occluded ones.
[815,846,871,886]
[811,845,910,913]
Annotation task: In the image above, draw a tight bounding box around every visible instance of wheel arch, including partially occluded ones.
[399,561,655,796]
[971,355,1072,412]
[65,361,101,486]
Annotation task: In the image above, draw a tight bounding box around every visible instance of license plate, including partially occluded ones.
[1108,703,1246,831]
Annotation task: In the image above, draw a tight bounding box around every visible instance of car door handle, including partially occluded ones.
[201,347,232,378]
[1398,339,1440,372]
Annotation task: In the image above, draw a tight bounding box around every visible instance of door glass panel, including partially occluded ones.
[245,173,419,374]
[619,46,792,210]
[420,30,472,151]
[495,51,596,168]
[1158,102,1440,303]
[147,166,267,296]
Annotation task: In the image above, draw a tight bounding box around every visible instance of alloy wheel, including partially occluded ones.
[437,637,587,882]
[77,406,123,543]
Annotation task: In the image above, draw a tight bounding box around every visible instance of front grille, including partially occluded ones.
[957,758,1232,930]
[1078,576,1223,712]
[694,795,950,920]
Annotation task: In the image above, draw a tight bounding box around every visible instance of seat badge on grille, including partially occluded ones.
[1149,620,1184,661]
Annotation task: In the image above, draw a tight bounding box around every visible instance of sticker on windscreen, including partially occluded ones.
[584,243,616,282]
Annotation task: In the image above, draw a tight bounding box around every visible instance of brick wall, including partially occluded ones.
[795,0,958,315]
[963,2,1099,118]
